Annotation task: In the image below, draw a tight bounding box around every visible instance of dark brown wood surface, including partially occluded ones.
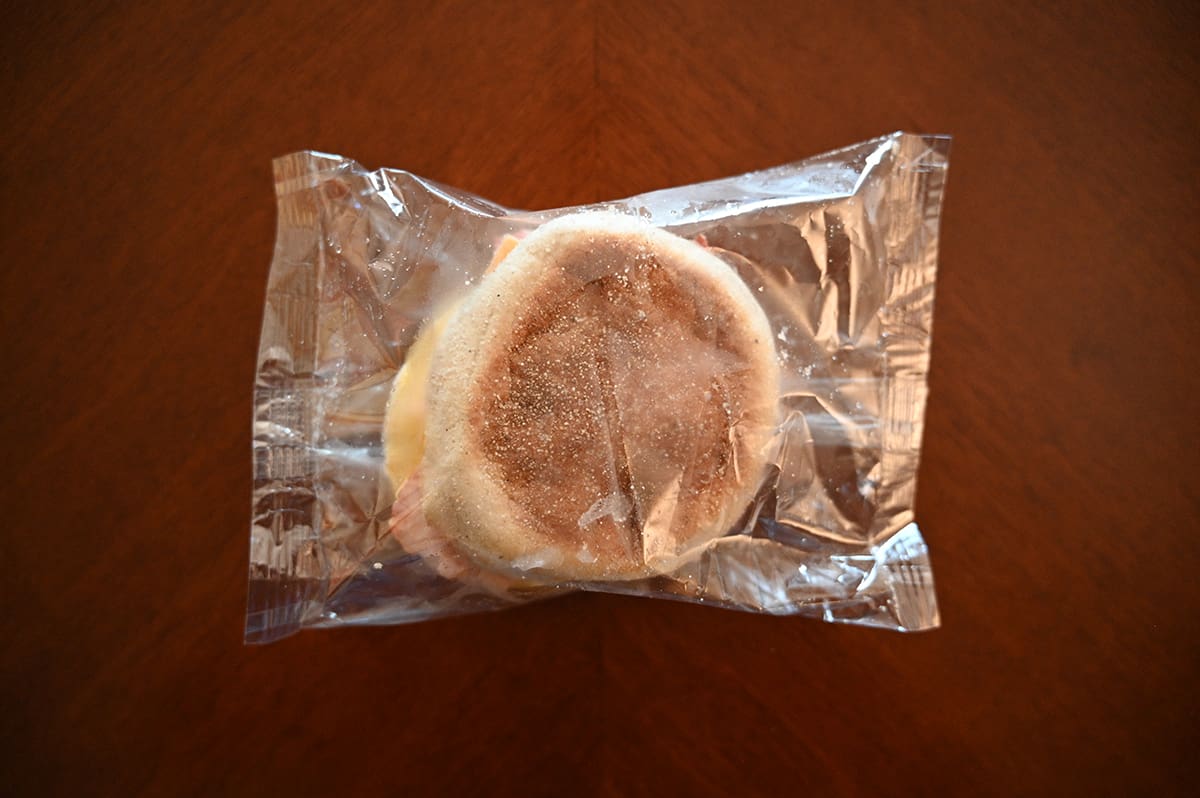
[2,2,1196,795]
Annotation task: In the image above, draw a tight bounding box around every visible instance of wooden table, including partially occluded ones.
[3,2,1195,795]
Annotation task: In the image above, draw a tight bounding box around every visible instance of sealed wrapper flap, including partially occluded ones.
[247,153,332,643]
[247,133,949,643]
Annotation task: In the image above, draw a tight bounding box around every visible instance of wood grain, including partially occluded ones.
[2,1,1196,795]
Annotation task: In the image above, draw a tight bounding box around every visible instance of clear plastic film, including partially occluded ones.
[247,132,950,643]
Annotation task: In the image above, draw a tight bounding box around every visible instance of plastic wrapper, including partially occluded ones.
[247,131,950,643]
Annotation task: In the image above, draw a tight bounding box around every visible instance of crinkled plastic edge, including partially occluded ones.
[867,133,950,631]
[245,152,347,643]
